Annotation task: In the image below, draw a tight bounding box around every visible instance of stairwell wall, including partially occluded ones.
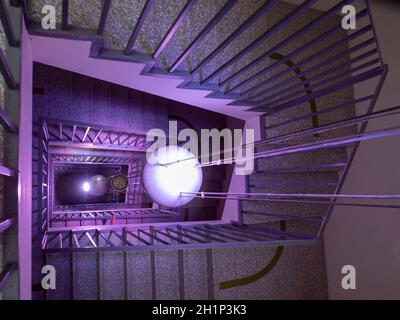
[324,0,400,299]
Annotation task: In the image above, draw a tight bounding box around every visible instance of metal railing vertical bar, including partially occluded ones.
[155,229,189,244]
[71,124,76,141]
[191,0,278,75]
[242,211,322,222]
[165,227,206,243]
[252,66,383,113]
[231,23,373,96]
[58,123,62,139]
[92,128,102,143]
[61,0,69,30]
[256,49,378,104]
[58,233,63,249]
[212,225,272,241]
[317,65,389,237]
[365,0,384,65]
[221,225,276,240]
[193,225,246,242]
[111,230,134,246]
[227,124,400,163]
[82,126,90,142]
[264,95,373,131]
[0,263,17,292]
[97,231,115,247]
[228,224,281,240]
[244,224,313,240]
[182,227,226,243]
[258,58,380,107]
[257,103,400,146]
[85,232,97,248]
[138,229,170,245]
[72,233,80,248]
[0,46,18,89]
[41,233,49,250]
[125,230,151,246]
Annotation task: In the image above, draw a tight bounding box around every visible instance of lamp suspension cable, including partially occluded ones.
[180,191,400,209]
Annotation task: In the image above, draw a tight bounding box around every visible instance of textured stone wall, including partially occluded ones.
[32,62,230,133]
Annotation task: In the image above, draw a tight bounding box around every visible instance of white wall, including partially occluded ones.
[324,0,400,299]
[18,22,33,300]
[221,116,261,222]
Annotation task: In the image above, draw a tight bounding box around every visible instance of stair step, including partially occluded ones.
[250,183,336,194]
[256,162,347,174]
[242,211,323,223]
[182,250,209,300]
[249,181,337,189]
[241,200,329,219]
[250,171,339,186]
[154,251,181,299]
[45,246,212,300]
[256,147,348,171]
[45,253,72,300]
[265,119,358,141]
[72,252,99,300]
[126,251,154,300]
[99,252,126,300]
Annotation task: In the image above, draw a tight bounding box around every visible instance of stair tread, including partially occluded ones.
[256,162,347,173]
[73,252,99,300]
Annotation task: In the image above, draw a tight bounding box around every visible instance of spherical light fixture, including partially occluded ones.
[143,146,203,207]
[89,174,108,197]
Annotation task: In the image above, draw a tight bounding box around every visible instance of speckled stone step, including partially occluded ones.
[241,198,330,225]
[255,147,348,171]
[249,171,339,187]
[255,162,346,174]
[125,250,154,300]
[45,253,73,300]
[211,245,328,299]
[249,183,337,195]
[153,250,181,299]
[182,250,210,300]
[99,251,126,300]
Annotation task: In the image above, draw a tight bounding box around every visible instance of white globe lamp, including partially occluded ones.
[143,146,203,207]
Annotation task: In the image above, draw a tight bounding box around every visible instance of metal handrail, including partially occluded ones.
[0,263,17,293]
